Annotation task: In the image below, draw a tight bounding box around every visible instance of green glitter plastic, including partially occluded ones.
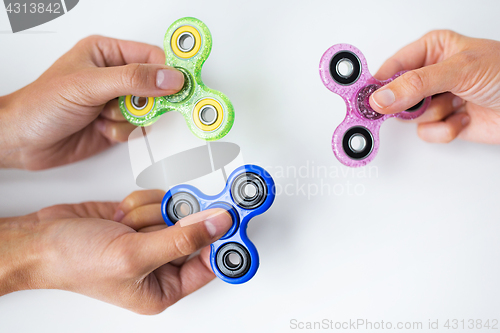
[119,17,234,141]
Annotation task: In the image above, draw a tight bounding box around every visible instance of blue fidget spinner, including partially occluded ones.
[161,165,275,284]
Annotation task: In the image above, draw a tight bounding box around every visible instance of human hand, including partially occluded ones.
[0,36,184,170]
[0,190,232,314]
[368,30,500,144]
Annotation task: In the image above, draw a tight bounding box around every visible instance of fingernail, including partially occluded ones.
[452,96,463,109]
[462,115,470,126]
[113,209,125,222]
[179,209,232,238]
[372,89,396,108]
[156,69,184,91]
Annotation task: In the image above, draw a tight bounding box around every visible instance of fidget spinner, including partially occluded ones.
[120,17,234,141]
[161,165,275,284]
[319,44,431,167]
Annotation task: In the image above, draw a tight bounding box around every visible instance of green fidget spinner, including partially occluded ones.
[119,17,234,141]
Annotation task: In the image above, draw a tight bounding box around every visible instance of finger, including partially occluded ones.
[410,93,464,123]
[369,55,467,115]
[138,227,184,266]
[177,247,215,297]
[374,38,428,80]
[101,99,126,121]
[374,30,461,80]
[169,244,206,268]
[76,35,166,66]
[417,112,470,143]
[152,247,214,308]
[170,256,189,267]
[94,118,136,143]
[38,202,119,220]
[72,64,184,106]
[130,209,232,273]
[121,204,164,230]
[114,190,166,222]
[138,225,167,233]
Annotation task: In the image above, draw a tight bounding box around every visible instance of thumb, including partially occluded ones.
[131,208,233,273]
[369,55,465,114]
[78,64,185,106]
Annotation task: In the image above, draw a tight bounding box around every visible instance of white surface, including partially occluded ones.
[1,0,500,332]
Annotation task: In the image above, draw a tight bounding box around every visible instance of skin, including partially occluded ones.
[2,30,500,314]
[0,190,232,315]
[369,30,500,144]
[0,36,232,314]
[0,35,184,170]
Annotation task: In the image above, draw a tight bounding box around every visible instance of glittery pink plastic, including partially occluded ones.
[319,44,431,167]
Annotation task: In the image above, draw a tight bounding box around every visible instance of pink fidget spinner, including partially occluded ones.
[319,44,431,167]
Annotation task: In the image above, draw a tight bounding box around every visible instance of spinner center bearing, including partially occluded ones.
[357,84,384,120]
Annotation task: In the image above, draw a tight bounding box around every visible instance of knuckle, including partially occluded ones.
[173,231,201,257]
[122,191,143,210]
[441,29,460,41]
[423,30,440,40]
[123,63,147,90]
[402,70,426,95]
[127,209,142,226]
[37,205,62,217]
[78,35,102,48]
[435,29,454,39]
[425,29,456,43]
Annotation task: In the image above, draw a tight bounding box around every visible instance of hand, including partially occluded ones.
[368,30,500,144]
[0,36,184,170]
[0,190,232,314]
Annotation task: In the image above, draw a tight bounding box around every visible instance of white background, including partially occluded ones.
[1,0,500,332]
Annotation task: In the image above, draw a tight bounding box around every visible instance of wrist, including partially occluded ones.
[0,94,24,169]
[0,214,46,295]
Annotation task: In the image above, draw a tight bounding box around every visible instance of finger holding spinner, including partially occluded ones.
[114,190,166,222]
[101,99,128,121]
[395,94,432,120]
[401,93,463,123]
[208,166,274,284]
[161,165,275,284]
